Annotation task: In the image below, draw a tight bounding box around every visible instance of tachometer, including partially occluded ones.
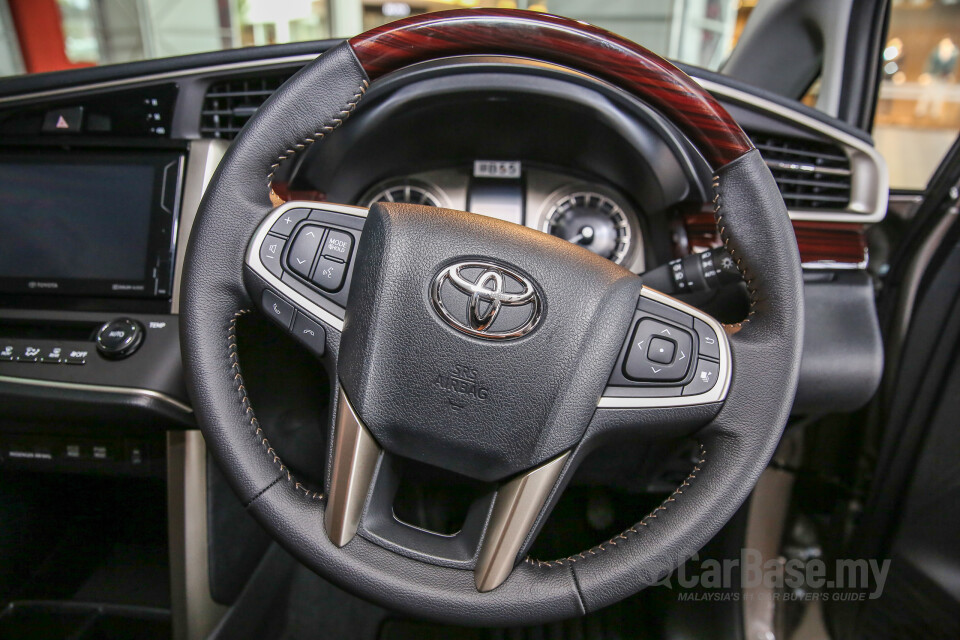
[360,179,447,208]
[542,191,632,265]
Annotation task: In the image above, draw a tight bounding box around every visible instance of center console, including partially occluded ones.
[0,76,229,638]
[0,146,190,475]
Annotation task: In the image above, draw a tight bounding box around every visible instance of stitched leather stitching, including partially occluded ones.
[265,79,369,185]
[525,443,706,568]
[712,174,758,329]
[229,310,323,501]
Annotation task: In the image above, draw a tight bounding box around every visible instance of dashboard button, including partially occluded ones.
[684,359,720,396]
[18,346,42,362]
[64,353,87,365]
[42,106,83,133]
[0,345,13,361]
[269,208,310,237]
[259,234,286,278]
[41,347,64,363]
[311,257,346,292]
[287,225,325,278]
[623,319,692,382]
[321,230,353,262]
[291,312,326,357]
[694,318,721,361]
[261,290,294,329]
[96,318,144,359]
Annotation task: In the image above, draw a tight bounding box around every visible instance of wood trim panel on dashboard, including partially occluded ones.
[348,9,753,169]
[683,210,868,268]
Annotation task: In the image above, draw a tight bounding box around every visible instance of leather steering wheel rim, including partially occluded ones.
[181,9,803,626]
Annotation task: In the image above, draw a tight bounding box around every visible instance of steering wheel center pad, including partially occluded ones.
[340,202,641,482]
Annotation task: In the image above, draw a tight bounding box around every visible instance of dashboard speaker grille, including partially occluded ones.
[200,72,294,139]
[748,130,852,210]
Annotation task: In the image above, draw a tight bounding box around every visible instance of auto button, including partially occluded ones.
[96,318,144,359]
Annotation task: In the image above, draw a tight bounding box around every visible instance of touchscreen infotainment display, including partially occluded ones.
[0,152,182,298]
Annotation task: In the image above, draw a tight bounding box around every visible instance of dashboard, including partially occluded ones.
[0,41,887,476]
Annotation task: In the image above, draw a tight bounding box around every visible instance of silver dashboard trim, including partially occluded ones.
[245,200,369,333]
[0,374,193,414]
[597,287,732,409]
[0,54,318,105]
[171,139,229,313]
[694,78,889,225]
[167,430,227,640]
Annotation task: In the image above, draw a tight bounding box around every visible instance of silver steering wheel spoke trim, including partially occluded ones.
[325,386,570,593]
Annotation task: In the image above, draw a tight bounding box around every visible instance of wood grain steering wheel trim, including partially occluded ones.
[348,9,754,170]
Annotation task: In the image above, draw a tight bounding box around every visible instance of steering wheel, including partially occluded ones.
[181,9,802,626]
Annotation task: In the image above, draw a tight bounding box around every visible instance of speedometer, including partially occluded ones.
[542,191,632,265]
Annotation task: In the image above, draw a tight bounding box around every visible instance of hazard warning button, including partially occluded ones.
[42,106,84,134]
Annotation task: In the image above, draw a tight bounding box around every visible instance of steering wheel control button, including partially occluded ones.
[291,312,326,357]
[647,337,676,364]
[95,319,144,359]
[693,318,721,361]
[261,290,294,329]
[637,295,693,327]
[321,230,354,262]
[259,235,287,278]
[287,225,325,278]
[312,257,347,292]
[623,318,693,382]
[684,359,721,395]
[268,207,310,236]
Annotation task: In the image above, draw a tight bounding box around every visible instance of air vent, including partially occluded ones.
[748,131,852,210]
[200,72,294,139]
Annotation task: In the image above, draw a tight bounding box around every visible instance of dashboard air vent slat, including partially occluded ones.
[200,72,294,140]
[747,131,853,211]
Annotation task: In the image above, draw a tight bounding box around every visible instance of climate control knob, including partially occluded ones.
[95,318,144,359]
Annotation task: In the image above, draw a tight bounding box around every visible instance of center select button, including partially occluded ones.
[624,318,693,382]
[287,225,325,279]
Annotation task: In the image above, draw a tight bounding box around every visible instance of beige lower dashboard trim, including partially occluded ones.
[168,430,227,640]
[0,374,193,414]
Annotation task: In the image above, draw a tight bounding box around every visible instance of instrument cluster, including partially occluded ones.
[356,162,645,272]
